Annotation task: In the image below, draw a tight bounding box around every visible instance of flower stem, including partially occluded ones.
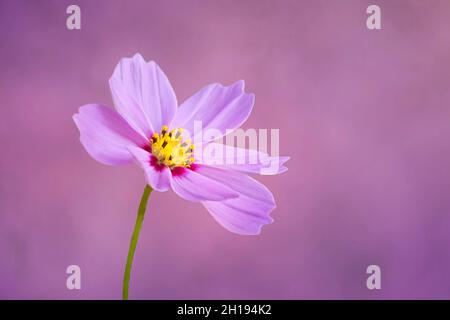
[122,184,153,300]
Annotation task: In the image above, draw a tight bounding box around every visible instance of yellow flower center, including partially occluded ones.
[150,125,195,168]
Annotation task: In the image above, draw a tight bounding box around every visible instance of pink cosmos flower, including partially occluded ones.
[73,53,288,235]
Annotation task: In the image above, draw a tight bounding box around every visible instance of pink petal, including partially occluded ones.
[170,167,239,202]
[197,143,289,175]
[196,165,275,235]
[109,53,177,136]
[219,157,289,175]
[73,104,146,166]
[171,80,254,143]
[127,146,171,192]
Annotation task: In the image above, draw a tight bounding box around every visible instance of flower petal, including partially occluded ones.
[73,104,146,166]
[127,146,171,192]
[170,167,239,202]
[197,165,275,235]
[216,157,289,175]
[171,80,254,143]
[109,53,177,136]
[197,143,289,175]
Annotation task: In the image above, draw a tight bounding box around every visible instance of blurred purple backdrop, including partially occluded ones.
[1,0,450,299]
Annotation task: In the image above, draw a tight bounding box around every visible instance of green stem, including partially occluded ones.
[122,184,153,300]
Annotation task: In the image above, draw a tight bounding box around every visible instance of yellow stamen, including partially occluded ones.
[150,126,195,169]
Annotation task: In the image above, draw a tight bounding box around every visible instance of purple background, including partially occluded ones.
[1,0,450,299]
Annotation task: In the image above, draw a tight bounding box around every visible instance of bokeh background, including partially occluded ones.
[1,0,450,299]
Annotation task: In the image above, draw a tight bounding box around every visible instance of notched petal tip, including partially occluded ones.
[234,79,245,90]
[249,218,274,236]
[128,53,160,73]
[280,156,290,164]
[118,53,145,66]
[131,52,145,60]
